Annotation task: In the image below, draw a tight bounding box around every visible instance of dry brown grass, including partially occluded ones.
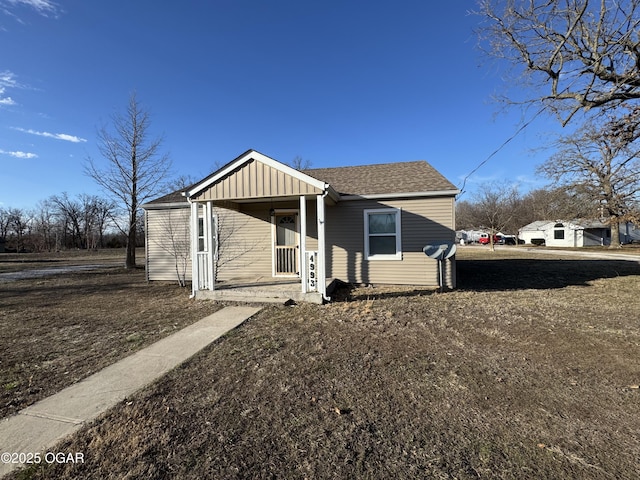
[0,250,220,419]
[6,247,640,479]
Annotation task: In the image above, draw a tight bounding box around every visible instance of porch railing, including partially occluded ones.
[275,246,297,275]
[197,251,210,289]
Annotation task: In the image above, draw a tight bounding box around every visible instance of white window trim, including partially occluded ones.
[364,208,402,260]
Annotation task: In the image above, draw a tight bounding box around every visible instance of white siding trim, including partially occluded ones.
[363,208,402,261]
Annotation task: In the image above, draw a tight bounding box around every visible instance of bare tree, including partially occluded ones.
[212,207,259,283]
[85,92,171,268]
[458,185,602,235]
[0,207,10,240]
[50,193,83,248]
[522,186,600,222]
[289,155,312,170]
[6,207,31,252]
[466,182,520,250]
[168,174,197,191]
[538,109,640,246]
[477,0,640,125]
[31,199,57,252]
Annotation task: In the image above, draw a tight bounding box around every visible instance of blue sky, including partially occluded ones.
[1,0,562,210]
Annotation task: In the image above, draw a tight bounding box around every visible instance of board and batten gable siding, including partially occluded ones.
[146,206,192,282]
[326,196,456,286]
[193,159,323,202]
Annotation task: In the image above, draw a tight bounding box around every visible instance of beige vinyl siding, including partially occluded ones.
[145,207,192,282]
[216,200,318,280]
[326,197,456,287]
[194,159,323,201]
[216,204,272,280]
[145,199,321,283]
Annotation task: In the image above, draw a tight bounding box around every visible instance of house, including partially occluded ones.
[519,220,640,247]
[143,150,459,302]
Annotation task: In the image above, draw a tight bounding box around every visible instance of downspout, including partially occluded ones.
[186,196,197,299]
[144,208,150,283]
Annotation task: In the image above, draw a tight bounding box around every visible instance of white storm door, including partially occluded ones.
[273,212,299,276]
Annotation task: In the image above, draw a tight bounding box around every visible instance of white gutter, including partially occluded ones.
[338,189,460,201]
[187,197,197,299]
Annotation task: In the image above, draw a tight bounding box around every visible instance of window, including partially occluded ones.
[197,214,217,252]
[553,223,565,240]
[364,208,402,260]
[198,218,205,252]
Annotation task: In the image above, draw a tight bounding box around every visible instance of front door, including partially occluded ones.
[273,211,299,276]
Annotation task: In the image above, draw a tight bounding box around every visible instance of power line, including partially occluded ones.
[458,104,548,197]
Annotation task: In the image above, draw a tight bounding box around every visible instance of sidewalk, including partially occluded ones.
[0,305,261,477]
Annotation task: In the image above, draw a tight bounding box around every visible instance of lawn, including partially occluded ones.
[5,247,640,479]
[0,249,220,420]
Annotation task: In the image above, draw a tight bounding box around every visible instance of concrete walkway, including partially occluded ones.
[0,305,261,477]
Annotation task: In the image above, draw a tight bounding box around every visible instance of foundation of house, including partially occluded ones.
[195,277,340,304]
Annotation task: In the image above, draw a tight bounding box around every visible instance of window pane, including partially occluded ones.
[368,213,396,234]
[276,215,296,246]
[370,236,396,255]
[554,229,564,240]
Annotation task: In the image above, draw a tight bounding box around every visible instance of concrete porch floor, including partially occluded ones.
[195,276,339,304]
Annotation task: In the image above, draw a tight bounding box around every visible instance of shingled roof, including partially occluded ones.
[144,158,457,206]
[303,161,457,196]
[144,189,188,206]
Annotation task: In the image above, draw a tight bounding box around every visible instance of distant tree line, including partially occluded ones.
[456,184,627,237]
[0,193,142,253]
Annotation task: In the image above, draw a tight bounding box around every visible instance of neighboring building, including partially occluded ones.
[519,220,640,247]
[143,149,459,301]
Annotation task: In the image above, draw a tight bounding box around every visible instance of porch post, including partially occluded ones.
[316,193,327,298]
[189,200,199,297]
[299,195,307,294]
[206,201,215,290]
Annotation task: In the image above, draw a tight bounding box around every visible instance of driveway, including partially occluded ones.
[496,245,640,263]
[0,264,117,282]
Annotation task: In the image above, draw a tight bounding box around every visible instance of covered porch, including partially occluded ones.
[184,151,339,303]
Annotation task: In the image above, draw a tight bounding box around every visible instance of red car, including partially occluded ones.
[478,233,502,245]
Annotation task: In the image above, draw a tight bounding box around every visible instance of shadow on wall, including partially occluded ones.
[457,258,640,291]
[326,202,456,286]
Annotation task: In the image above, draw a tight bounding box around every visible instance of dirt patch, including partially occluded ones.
[0,260,221,420]
[9,248,640,479]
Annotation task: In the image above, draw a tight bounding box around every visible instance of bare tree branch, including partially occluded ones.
[477,0,640,125]
[537,109,640,245]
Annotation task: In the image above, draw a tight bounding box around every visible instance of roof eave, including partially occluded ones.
[338,189,460,201]
[142,201,189,210]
